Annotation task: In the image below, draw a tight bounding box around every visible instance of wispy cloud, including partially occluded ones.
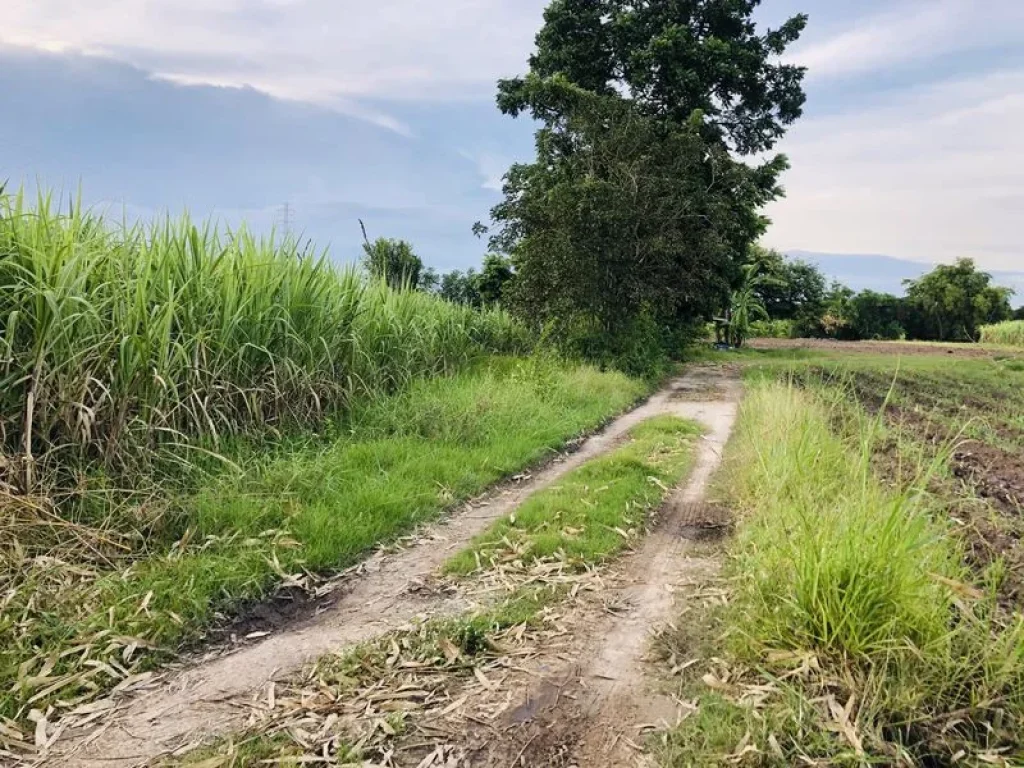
[459,150,511,193]
[765,69,1024,270]
[789,0,1024,80]
[1,0,547,130]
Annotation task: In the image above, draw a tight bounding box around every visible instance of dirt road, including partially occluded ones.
[47,366,741,768]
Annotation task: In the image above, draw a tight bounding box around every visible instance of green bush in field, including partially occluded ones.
[0,189,529,491]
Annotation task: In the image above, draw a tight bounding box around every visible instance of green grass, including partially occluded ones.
[1,356,646,723]
[166,414,701,765]
[660,378,1024,765]
[445,414,702,575]
[175,733,311,768]
[981,320,1024,347]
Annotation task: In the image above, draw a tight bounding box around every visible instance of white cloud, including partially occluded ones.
[1,0,547,127]
[459,151,511,192]
[765,69,1024,271]
[789,0,1024,80]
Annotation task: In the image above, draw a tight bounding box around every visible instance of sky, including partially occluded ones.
[2,0,1022,291]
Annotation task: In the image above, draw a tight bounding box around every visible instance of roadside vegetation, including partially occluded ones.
[659,359,1024,766]
[2,354,644,724]
[0,189,528,496]
[0,184,655,731]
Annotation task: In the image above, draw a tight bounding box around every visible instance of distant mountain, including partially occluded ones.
[786,251,1024,303]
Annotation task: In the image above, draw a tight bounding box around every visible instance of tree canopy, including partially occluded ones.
[488,0,807,372]
[499,0,808,154]
[903,258,1013,341]
[749,246,827,334]
[361,235,437,292]
[438,254,516,308]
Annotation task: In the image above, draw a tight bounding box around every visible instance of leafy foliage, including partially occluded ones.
[721,262,770,347]
[903,258,1013,341]
[749,246,827,335]
[742,254,1015,344]
[438,254,515,308]
[499,0,808,154]
[850,290,905,340]
[476,254,515,305]
[489,0,807,373]
[360,233,437,292]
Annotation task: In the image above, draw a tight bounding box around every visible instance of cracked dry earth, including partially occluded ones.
[44,366,741,768]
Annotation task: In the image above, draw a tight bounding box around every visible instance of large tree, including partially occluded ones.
[903,259,1013,341]
[490,1,807,364]
[493,79,786,337]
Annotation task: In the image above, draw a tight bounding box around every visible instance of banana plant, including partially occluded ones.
[718,262,772,348]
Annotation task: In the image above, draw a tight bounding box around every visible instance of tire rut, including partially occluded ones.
[48,369,730,768]
[387,366,741,768]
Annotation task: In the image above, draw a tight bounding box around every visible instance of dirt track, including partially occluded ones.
[47,367,741,767]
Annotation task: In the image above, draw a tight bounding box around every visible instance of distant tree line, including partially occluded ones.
[358,2,1015,366]
[360,232,516,308]
[360,232,1016,349]
[746,249,1015,343]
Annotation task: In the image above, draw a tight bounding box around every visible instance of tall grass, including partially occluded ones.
[663,377,1024,764]
[0,189,528,491]
[980,319,1024,347]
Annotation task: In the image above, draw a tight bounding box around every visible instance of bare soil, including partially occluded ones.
[840,371,1024,608]
[45,367,741,768]
[750,337,1001,358]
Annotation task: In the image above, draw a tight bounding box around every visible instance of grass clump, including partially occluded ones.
[445,415,701,575]
[980,320,1024,347]
[662,380,1024,765]
[1,357,645,723]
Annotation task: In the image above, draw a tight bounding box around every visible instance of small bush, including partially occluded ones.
[551,311,705,379]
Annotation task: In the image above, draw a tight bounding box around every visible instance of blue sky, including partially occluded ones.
[2,0,1023,288]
